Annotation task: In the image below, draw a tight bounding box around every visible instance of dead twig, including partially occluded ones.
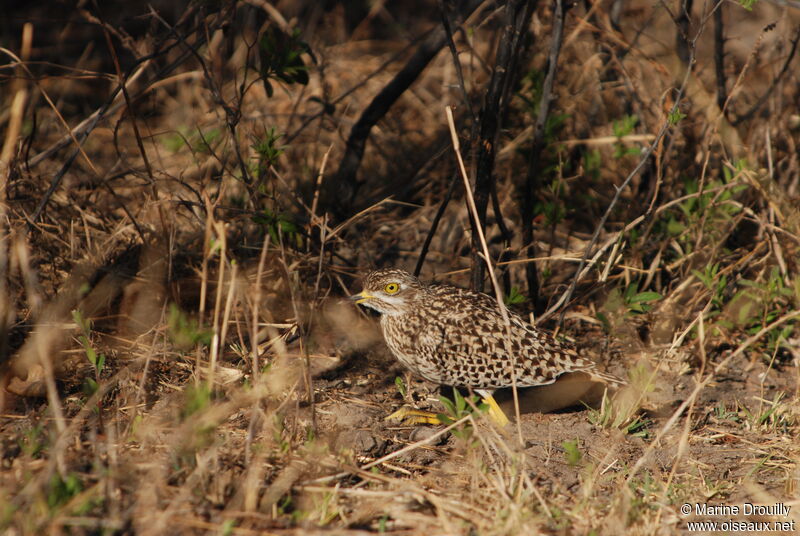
[520,0,565,313]
[470,0,535,291]
[713,2,727,113]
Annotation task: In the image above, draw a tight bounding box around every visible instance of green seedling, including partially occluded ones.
[252,207,303,248]
[252,126,287,175]
[668,109,687,125]
[622,282,662,315]
[504,286,526,306]
[167,303,212,350]
[259,26,311,97]
[394,376,407,398]
[437,388,489,439]
[613,114,641,158]
[562,439,582,466]
[72,310,105,399]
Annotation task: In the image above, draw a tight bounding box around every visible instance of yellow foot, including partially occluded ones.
[385,396,510,427]
[481,394,510,427]
[385,406,442,425]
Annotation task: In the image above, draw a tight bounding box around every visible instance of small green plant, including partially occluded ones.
[587,389,651,438]
[679,178,742,223]
[259,26,311,97]
[437,388,488,439]
[534,176,568,226]
[613,114,638,137]
[661,174,748,257]
[377,514,390,533]
[722,158,750,182]
[252,126,287,175]
[220,520,236,536]
[626,472,662,523]
[693,262,728,313]
[504,286,526,306]
[544,113,570,142]
[160,126,223,155]
[47,473,83,512]
[584,149,601,180]
[310,491,341,526]
[621,282,662,315]
[737,268,795,325]
[276,494,293,516]
[737,0,758,10]
[167,303,212,350]
[562,439,582,466]
[668,109,687,125]
[394,376,407,398]
[739,392,792,432]
[521,68,545,115]
[534,199,566,227]
[595,311,612,334]
[180,383,213,420]
[612,114,641,158]
[19,424,45,457]
[745,453,775,480]
[72,310,105,398]
[622,415,652,439]
[722,268,797,359]
[273,414,291,454]
[161,129,188,152]
[713,401,740,422]
[252,207,303,248]
[195,127,221,154]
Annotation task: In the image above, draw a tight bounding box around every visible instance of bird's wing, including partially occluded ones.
[423,284,625,388]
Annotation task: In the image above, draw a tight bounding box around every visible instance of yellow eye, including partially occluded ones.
[384,282,400,294]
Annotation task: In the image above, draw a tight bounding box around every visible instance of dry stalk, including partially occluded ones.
[445,104,524,443]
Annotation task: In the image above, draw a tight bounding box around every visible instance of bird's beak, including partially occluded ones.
[349,290,375,305]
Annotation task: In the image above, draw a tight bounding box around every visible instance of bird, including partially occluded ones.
[349,268,625,425]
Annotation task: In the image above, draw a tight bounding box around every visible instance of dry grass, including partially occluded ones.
[1,1,800,534]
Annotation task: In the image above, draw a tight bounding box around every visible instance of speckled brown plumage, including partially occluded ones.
[350,268,623,392]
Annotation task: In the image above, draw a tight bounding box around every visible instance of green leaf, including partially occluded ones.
[85,345,97,367]
[47,473,83,510]
[629,291,662,304]
[436,413,455,426]
[596,312,611,333]
[504,286,526,306]
[562,439,582,466]
[82,377,98,396]
[259,26,311,90]
[394,376,406,397]
[438,395,456,416]
[668,110,687,125]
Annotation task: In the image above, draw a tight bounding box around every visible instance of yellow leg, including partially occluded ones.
[480,394,510,427]
[386,394,510,427]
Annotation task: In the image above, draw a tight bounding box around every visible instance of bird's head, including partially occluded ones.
[349,269,424,315]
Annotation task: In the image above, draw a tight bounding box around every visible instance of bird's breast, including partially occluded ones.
[380,313,444,383]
